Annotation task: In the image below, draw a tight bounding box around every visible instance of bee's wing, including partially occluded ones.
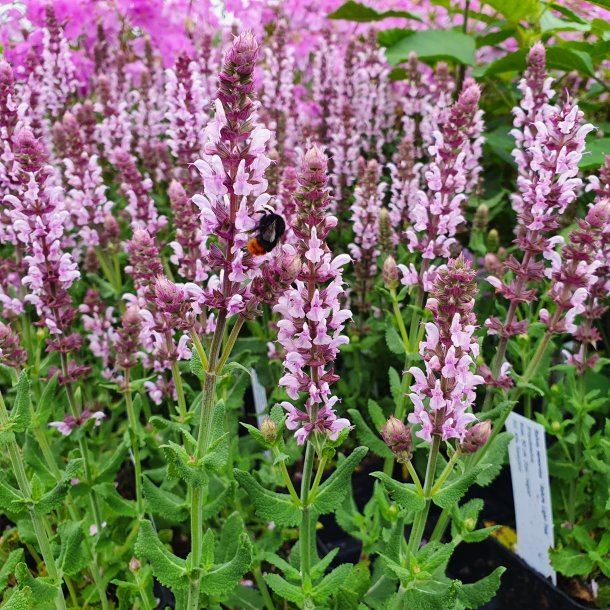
[261,219,278,243]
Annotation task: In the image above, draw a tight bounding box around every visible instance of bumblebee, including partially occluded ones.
[247,211,286,255]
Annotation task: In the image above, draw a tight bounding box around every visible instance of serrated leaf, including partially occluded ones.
[94,482,137,517]
[371,472,425,511]
[458,566,505,608]
[0,548,24,592]
[311,548,340,581]
[190,349,204,378]
[162,442,207,488]
[0,480,27,515]
[348,409,393,459]
[404,576,461,610]
[367,400,387,432]
[202,480,235,520]
[313,563,354,602]
[10,372,31,433]
[14,563,58,610]
[143,476,188,522]
[263,552,301,581]
[432,466,489,509]
[336,562,371,610]
[264,573,305,603]
[312,447,368,514]
[475,432,512,487]
[135,520,189,590]
[57,521,88,577]
[217,512,244,564]
[201,402,229,473]
[389,367,402,406]
[201,533,252,597]
[2,586,32,610]
[385,324,406,355]
[225,585,265,610]
[34,374,58,427]
[34,459,83,516]
[96,442,128,484]
[550,547,595,577]
[234,470,301,526]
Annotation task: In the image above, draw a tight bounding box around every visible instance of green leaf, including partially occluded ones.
[313,447,368,514]
[34,459,83,516]
[368,400,387,432]
[57,521,88,577]
[404,577,461,610]
[385,324,406,356]
[201,533,252,597]
[135,520,189,590]
[217,512,244,564]
[348,409,393,459]
[371,472,425,511]
[313,563,354,602]
[483,0,540,22]
[143,476,188,522]
[10,372,31,433]
[2,586,32,610]
[0,548,24,592]
[34,374,58,427]
[263,552,301,581]
[475,432,512,487]
[233,469,301,526]
[581,139,610,170]
[389,367,402,406]
[328,1,421,22]
[540,11,590,33]
[457,567,505,608]
[201,402,229,473]
[386,30,476,67]
[96,441,128,484]
[226,586,265,610]
[202,480,235,520]
[550,547,595,577]
[14,563,58,610]
[94,482,137,517]
[335,562,371,610]
[190,349,204,378]
[162,441,207,488]
[472,50,527,78]
[432,466,489,509]
[547,46,594,77]
[0,480,26,515]
[264,573,305,604]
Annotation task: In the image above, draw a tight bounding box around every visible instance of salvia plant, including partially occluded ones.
[0,1,609,610]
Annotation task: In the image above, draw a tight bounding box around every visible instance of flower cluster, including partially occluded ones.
[400,80,483,292]
[408,256,483,442]
[276,146,351,445]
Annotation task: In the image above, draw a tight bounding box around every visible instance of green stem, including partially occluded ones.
[407,434,441,556]
[124,370,144,518]
[300,442,316,595]
[430,449,461,496]
[390,291,410,349]
[189,329,209,370]
[272,447,301,506]
[309,456,328,500]
[187,309,228,610]
[406,461,423,495]
[170,359,188,422]
[216,316,245,373]
[252,565,276,610]
[520,331,552,387]
[0,391,67,610]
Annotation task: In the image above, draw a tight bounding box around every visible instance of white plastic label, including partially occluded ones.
[505,412,556,584]
[250,368,268,427]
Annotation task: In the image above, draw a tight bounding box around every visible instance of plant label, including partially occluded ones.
[506,412,556,584]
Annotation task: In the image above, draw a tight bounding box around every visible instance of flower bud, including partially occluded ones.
[460,420,492,453]
[129,557,141,572]
[383,256,399,290]
[260,417,277,444]
[378,208,392,253]
[586,199,610,229]
[473,204,489,231]
[381,416,412,463]
[486,228,499,253]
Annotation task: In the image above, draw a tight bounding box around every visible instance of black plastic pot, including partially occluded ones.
[449,536,605,610]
